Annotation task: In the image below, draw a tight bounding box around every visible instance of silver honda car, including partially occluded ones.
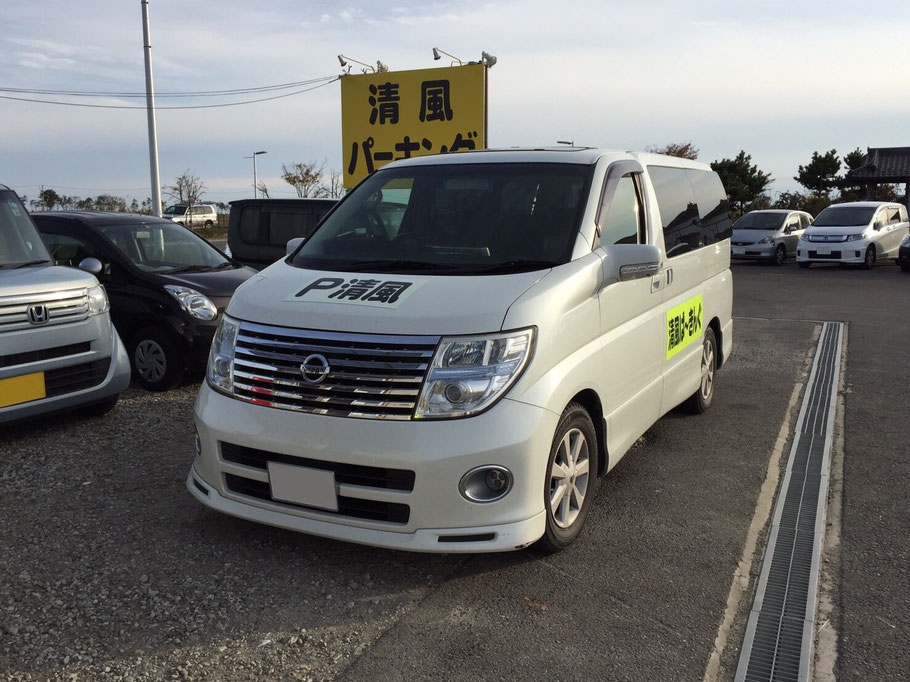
[0,185,130,424]
[731,209,813,265]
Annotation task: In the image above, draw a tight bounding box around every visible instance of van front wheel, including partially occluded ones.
[684,327,717,414]
[536,403,599,553]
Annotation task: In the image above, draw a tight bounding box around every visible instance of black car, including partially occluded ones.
[32,211,256,390]
[900,234,910,272]
[227,198,337,269]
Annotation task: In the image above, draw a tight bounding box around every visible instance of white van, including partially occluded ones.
[187,148,734,553]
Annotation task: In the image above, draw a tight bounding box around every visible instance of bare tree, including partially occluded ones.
[324,170,345,199]
[646,141,699,160]
[165,169,206,208]
[281,160,326,198]
[256,181,270,199]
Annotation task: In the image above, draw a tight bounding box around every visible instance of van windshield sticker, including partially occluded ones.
[7,200,22,216]
[666,294,703,359]
[285,276,425,309]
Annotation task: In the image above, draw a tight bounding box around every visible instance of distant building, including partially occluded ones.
[845,147,910,206]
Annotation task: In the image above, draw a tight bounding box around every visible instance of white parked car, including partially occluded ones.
[163,204,217,228]
[187,148,734,553]
[797,202,909,269]
[731,209,812,265]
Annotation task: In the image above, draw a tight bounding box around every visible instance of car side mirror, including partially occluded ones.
[286,237,305,256]
[78,257,103,275]
[874,221,884,230]
[601,243,661,284]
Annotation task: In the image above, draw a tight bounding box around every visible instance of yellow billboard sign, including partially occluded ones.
[341,64,487,188]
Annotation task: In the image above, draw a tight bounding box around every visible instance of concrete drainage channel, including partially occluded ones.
[735,321,844,682]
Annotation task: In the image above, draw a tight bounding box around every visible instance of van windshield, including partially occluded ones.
[164,205,187,216]
[290,163,592,275]
[0,190,52,268]
[812,206,876,227]
[733,212,786,230]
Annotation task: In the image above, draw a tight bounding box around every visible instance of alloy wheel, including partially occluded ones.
[548,427,590,529]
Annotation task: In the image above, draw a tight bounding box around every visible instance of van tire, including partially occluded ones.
[131,327,184,391]
[204,220,214,228]
[536,403,599,553]
[684,327,717,414]
[773,244,786,266]
[863,246,875,270]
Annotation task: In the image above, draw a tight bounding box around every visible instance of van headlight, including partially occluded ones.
[845,233,865,242]
[207,314,240,395]
[415,328,535,419]
[164,285,218,320]
[86,285,110,315]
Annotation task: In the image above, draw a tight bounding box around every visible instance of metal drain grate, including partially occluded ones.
[735,321,844,682]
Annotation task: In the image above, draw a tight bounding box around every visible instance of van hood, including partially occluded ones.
[225,261,550,335]
[0,264,98,298]
[804,224,868,236]
[158,265,258,297]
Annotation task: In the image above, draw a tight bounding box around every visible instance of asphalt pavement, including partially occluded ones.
[0,259,906,681]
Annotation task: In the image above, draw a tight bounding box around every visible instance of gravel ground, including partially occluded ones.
[0,384,461,681]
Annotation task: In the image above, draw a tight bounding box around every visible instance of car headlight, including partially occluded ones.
[206,314,239,395]
[845,233,865,242]
[758,236,774,244]
[164,285,218,320]
[902,235,910,247]
[415,328,535,419]
[86,285,110,315]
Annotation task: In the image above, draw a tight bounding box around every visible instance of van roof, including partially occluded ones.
[385,147,713,171]
[822,201,898,208]
[30,211,176,225]
[228,198,338,207]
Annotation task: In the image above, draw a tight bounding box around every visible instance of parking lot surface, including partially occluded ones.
[1,261,907,681]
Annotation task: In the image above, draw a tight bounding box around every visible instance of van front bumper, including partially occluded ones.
[796,241,870,264]
[189,384,559,553]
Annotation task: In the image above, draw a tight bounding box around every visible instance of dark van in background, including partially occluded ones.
[227,198,337,269]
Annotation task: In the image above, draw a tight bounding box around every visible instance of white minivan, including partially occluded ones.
[188,148,734,553]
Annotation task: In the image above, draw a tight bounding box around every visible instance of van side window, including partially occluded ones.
[268,210,316,246]
[598,175,642,247]
[888,207,901,223]
[800,214,811,229]
[648,166,699,257]
[686,169,731,245]
[239,206,260,244]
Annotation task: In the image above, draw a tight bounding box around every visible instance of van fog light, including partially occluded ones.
[459,465,513,503]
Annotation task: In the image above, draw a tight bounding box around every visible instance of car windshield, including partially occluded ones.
[290,163,592,275]
[812,206,876,227]
[164,205,187,215]
[733,212,786,230]
[0,190,52,268]
[98,222,232,273]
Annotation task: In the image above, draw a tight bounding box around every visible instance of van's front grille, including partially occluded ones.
[0,289,90,333]
[808,250,842,259]
[45,359,109,397]
[221,442,415,491]
[223,473,410,524]
[231,322,439,421]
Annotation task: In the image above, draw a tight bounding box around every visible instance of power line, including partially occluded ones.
[0,77,339,109]
[0,75,338,99]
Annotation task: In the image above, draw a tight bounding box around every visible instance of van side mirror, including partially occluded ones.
[78,257,103,275]
[286,237,305,256]
[873,221,884,230]
[601,244,661,284]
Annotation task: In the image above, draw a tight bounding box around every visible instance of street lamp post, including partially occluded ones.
[245,150,267,198]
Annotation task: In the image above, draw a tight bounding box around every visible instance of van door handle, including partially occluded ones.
[666,268,673,285]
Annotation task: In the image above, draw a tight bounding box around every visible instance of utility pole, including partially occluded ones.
[245,151,267,198]
[141,0,162,217]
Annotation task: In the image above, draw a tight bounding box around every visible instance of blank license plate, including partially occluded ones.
[267,462,338,511]
[0,372,46,408]
[815,247,830,254]
[732,247,745,255]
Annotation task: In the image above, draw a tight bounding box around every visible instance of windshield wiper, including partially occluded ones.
[473,260,557,274]
[344,259,458,272]
[13,259,51,269]
[168,264,215,274]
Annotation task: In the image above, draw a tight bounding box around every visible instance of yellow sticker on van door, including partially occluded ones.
[666,294,703,359]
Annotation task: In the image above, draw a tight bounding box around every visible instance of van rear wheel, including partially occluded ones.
[536,402,599,553]
[684,327,717,414]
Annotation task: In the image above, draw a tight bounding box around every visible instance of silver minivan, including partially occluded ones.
[0,186,130,424]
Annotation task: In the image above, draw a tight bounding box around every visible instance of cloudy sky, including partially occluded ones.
[2,0,909,205]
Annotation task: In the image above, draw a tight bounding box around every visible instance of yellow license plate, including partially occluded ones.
[0,372,47,408]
